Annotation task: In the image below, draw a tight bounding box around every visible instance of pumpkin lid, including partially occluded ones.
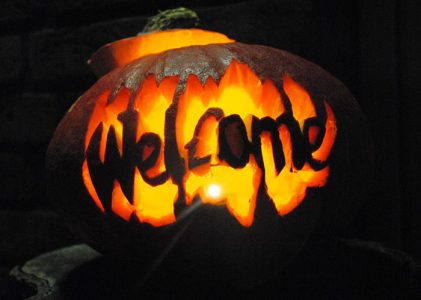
[88,29,235,77]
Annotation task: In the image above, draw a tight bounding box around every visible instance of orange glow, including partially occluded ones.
[109,169,177,225]
[283,74,316,129]
[261,126,330,216]
[111,180,135,221]
[312,102,337,161]
[177,61,283,226]
[260,74,336,215]
[185,159,262,226]
[84,89,130,162]
[176,61,284,156]
[81,160,105,212]
[93,29,234,71]
[134,75,178,141]
[134,75,178,178]
[133,168,177,226]
[82,60,337,227]
[83,77,179,227]
[308,126,320,146]
[193,114,220,167]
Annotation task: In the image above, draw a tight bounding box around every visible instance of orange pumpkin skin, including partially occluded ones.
[46,39,372,286]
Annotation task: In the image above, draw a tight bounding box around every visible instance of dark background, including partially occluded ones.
[0,0,420,295]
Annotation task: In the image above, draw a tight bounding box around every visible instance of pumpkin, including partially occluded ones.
[46,29,372,287]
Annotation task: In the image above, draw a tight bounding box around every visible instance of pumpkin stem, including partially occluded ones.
[141,8,200,34]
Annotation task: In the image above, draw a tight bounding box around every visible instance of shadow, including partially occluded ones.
[60,237,420,299]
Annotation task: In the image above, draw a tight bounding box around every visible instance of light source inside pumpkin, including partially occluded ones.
[82,59,336,227]
[207,184,222,199]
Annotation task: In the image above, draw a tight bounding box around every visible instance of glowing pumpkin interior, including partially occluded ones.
[82,30,337,227]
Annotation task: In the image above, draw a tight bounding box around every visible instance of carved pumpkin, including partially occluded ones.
[46,29,371,287]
